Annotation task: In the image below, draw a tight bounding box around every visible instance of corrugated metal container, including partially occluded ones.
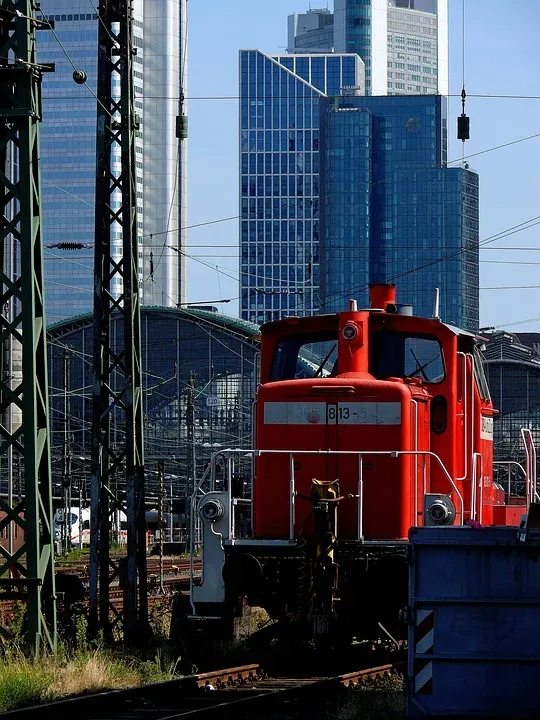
[408,525,540,718]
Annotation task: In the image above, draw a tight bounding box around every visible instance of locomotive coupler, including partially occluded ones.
[309,479,342,644]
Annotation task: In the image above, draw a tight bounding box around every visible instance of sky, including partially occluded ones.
[187,0,540,332]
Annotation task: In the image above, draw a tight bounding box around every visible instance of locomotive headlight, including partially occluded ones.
[428,500,451,524]
[200,498,224,523]
[424,495,456,526]
[342,322,358,341]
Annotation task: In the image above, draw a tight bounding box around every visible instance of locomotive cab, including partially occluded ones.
[254,282,499,541]
[189,284,532,648]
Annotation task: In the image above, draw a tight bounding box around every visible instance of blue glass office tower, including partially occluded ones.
[319,94,479,330]
[239,50,364,324]
[39,7,103,323]
[38,0,187,324]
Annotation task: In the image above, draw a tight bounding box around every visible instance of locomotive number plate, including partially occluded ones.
[334,401,401,425]
[264,401,401,425]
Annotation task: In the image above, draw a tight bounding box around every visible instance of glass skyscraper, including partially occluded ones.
[39,0,186,324]
[239,50,364,324]
[39,4,104,323]
[319,94,479,330]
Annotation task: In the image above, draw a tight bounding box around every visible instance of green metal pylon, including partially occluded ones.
[89,0,148,644]
[0,0,56,652]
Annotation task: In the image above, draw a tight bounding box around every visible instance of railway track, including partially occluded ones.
[55,556,198,577]
[6,662,403,719]
[0,558,201,621]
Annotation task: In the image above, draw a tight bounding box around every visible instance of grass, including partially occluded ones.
[55,547,87,564]
[0,647,157,711]
[0,658,52,710]
[0,612,182,712]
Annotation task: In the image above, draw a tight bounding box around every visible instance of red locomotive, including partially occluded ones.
[189,284,531,647]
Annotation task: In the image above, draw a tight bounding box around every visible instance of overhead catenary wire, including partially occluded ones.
[321,213,540,306]
[43,93,540,101]
[41,214,539,320]
[41,213,540,301]
[45,244,540,252]
[38,120,540,238]
[481,285,540,290]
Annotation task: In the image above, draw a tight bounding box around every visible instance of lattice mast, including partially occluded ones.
[0,0,56,652]
[89,0,147,642]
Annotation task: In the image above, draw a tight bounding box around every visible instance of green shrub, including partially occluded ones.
[0,663,52,711]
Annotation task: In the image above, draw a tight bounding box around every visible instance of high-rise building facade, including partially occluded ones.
[240,1,452,325]
[287,1,448,96]
[287,9,334,53]
[319,94,479,330]
[239,50,364,324]
[386,0,448,96]
[39,0,186,324]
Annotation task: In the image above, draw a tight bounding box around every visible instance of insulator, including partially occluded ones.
[176,114,188,140]
[457,114,470,141]
[48,242,90,250]
[72,69,87,85]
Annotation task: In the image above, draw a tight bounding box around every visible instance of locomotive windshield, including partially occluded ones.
[372,330,445,383]
[270,331,338,381]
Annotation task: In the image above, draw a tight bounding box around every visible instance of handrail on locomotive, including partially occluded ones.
[191,447,464,540]
[189,439,538,609]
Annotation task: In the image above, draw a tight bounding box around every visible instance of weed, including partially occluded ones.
[0,592,185,709]
[109,542,127,554]
[50,650,140,697]
[250,606,272,630]
[56,547,86,563]
[0,651,52,711]
[8,602,26,643]
[74,615,91,657]
[137,650,180,684]
[149,601,172,642]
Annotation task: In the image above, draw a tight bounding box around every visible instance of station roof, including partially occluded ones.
[47,305,261,343]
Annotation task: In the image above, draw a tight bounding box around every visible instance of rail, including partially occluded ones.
[7,661,402,719]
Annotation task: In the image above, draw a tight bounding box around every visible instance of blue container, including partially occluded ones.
[408,525,540,718]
